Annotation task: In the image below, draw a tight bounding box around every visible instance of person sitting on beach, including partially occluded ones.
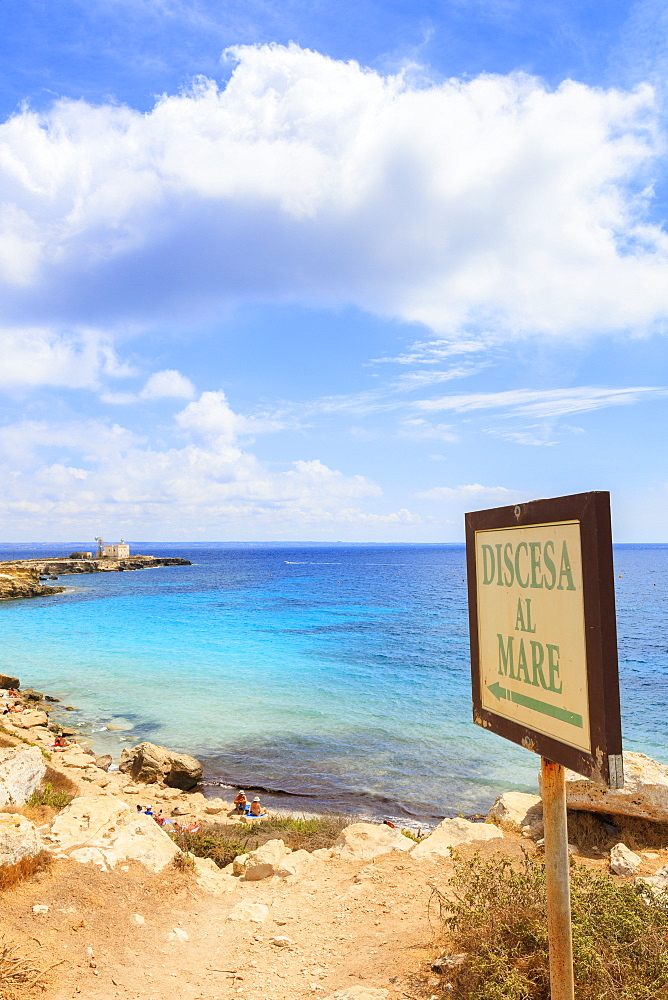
[233,790,247,813]
[249,796,267,817]
[7,689,18,699]
[53,734,70,748]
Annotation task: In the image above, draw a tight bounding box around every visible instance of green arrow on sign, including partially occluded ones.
[487,681,583,729]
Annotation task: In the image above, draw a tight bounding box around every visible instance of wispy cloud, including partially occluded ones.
[416,483,517,501]
[416,385,668,419]
[370,338,491,365]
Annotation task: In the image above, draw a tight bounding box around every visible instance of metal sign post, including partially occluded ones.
[541,758,574,1000]
[465,491,623,997]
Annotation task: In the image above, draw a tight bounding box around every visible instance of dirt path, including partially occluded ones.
[2,835,537,1000]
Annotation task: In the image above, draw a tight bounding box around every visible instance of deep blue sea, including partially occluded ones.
[0,543,666,825]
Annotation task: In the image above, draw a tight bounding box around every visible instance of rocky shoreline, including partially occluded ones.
[0,554,192,600]
[3,673,668,999]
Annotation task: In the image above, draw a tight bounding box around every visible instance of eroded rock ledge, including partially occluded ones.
[0,554,191,600]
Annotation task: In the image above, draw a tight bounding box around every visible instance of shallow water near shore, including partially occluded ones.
[1,542,667,824]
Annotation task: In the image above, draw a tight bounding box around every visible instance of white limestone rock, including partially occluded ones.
[330,822,415,862]
[275,848,323,878]
[0,814,42,867]
[191,855,238,894]
[411,817,504,860]
[45,794,179,872]
[226,901,270,923]
[204,797,227,814]
[69,847,110,870]
[232,852,249,876]
[563,752,668,822]
[636,864,668,896]
[0,745,46,806]
[487,792,542,831]
[10,711,48,730]
[609,842,642,876]
[244,838,290,880]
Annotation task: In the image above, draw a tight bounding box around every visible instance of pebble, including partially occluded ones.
[270,936,294,948]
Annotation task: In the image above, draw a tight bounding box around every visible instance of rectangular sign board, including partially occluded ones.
[466,491,623,787]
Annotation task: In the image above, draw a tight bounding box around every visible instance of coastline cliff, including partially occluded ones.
[0,554,191,601]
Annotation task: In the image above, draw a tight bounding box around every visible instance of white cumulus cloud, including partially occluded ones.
[0,43,667,342]
[140,369,195,400]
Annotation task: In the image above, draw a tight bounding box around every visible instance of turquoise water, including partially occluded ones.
[0,543,666,823]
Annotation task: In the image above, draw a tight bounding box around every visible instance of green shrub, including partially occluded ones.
[169,827,256,868]
[28,781,73,810]
[168,812,352,868]
[434,852,668,1000]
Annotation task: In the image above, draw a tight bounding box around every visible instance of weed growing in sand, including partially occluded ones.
[171,852,197,873]
[433,852,668,1000]
[401,828,426,843]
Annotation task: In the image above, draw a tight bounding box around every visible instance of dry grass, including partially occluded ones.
[567,809,668,851]
[0,936,66,997]
[0,851,52,892]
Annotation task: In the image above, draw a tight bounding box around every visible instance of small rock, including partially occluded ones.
[610,842,642,876]
[95,755,113,772]
[432,952,467,972]
[270,936,294,948]
[168,927,189,943]
[132,914,146,925]
[636,864,668,895]
[642,851,660,859]
[226,902,270,924]
[32,904,49,915]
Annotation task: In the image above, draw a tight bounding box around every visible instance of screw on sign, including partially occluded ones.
[465,491,623,1000]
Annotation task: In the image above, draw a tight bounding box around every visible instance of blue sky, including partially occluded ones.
[1,0,668,542]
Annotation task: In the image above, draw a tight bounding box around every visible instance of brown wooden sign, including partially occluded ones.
[466,491,623,787]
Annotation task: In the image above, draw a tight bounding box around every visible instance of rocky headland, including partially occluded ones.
[2,677,668,999]
[0,554,191,601]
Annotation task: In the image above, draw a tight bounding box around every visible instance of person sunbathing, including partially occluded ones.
[53,734,70,748]
[233,790,247,813]
[249,796,267,817]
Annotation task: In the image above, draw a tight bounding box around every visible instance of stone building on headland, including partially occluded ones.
[102,541,130,559]
[95,536,130,559]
